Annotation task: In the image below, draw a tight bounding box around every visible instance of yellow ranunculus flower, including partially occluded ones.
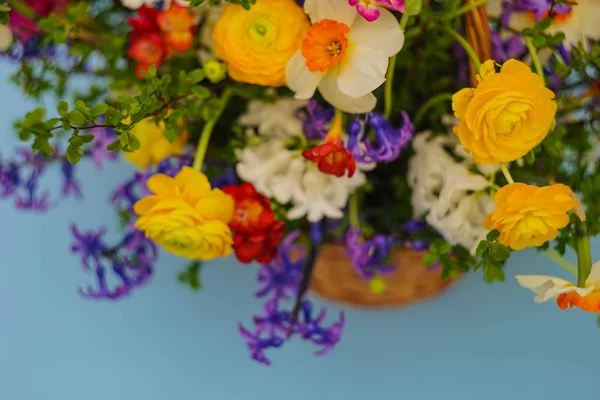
[134,167,235,260]
[124,117,188,170]
[212,0,310,87]
[483,183,576,250]
[452,59,557,164]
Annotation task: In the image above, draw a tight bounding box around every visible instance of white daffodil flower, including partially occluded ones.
[285,0,404,113]
[516,262,600,313]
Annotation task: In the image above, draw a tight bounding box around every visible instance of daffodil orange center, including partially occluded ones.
[302,19,350,73]
[557,290,600,313]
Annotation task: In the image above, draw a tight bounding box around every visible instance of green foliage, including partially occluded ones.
[178,262,203,291]
[422,239,472,280]
[0,4,10,25]
[473,230,511,283]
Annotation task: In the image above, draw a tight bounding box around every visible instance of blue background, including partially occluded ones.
[1,61,599,400]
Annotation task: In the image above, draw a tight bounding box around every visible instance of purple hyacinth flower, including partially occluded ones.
[296,301,345,356]
[239,324,284,366]
[348,112,413,163]
[298,99,334,140]
[491,32,526,62]
[404,219,427,234]
[345,225,395,279]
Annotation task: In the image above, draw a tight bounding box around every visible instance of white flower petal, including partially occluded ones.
[349,8,404,57]
[485,0,503,17]
[285,50,324,100]
[337,44,387,99]
[303,0,357,25]
[515,275,577,302]
[318,69,376,113]
[585,262,600,286]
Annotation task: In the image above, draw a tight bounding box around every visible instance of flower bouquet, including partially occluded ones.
[1,0,599,365]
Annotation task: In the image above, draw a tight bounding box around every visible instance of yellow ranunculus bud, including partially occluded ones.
[203,59,228,84]
[483,183,576,250]
[452,59,557,164]
[134,167,235,260]
[212,0,310,87]
[124,117,188,170]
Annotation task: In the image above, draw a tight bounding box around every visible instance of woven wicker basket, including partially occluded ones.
[310,244,459,308]
[310,4,489,308]
[465,0,492,86]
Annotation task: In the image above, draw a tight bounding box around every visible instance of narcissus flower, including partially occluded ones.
[286,0,404,113]
[302,111,356,177]
[348,0,405,22]
[452,59,557,164]
[212,0,310,86]
[123,117,188,170]
[516,262,600,313]
[483,183,577,250]
[223,183,285,263]
[134,167,234,260]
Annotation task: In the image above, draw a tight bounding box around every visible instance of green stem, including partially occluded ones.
[441,0,489,21]
[575,220,593,287]
[524,36,544,80]
[441,26,481,73]
[384,55,397,120]
[192,88,233,170]
[500,164,514,184]
[383,15,409,120]
[6,0,37,20]
[349,192,360,227]
[544,249,578,276]
[413,93,453,127]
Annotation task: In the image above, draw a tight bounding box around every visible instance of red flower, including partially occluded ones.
[302,137,356,178]
[128,33,167,79]
[302,109,356,178]
[222,183,285,264]
[128,6,161,34]
[156,3,196,52]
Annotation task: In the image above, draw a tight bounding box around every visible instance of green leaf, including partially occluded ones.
[178,261,203,291]
[164,127,178,143]
[188,69,205,84]
[66,148,82,164]
[76,99,91,115]
[490,242,511,261]
[107,139,121,151]
[57,101,69,117]
[91,102,109,117]
[486,230,500,241]
[68,110,87,126]
[80,134,95,143]
[128,134,141,151]
[537,17,552,31]
[475,240,489,257]
[422,252,438,266]
[192,86,210,98]
[405,0,422,15]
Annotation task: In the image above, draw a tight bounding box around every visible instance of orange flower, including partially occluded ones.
[483,183,576,250]
[301,19,349,73]
[156,3,195,52]
[516,262,600,314]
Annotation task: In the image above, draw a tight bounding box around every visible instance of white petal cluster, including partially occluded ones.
[235,98,367,222]
[408,131,496,254]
